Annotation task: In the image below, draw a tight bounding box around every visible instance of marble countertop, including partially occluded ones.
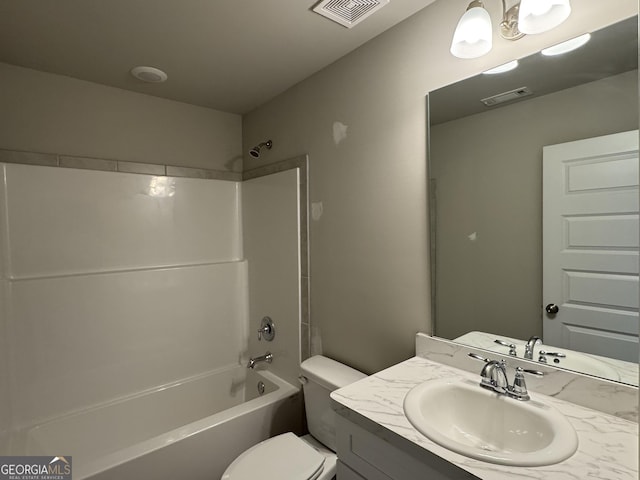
[331,356,639,480]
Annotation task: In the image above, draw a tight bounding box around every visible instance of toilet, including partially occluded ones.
[221,355,366,480]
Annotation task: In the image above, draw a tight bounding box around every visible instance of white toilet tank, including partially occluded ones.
[300,356,366,451]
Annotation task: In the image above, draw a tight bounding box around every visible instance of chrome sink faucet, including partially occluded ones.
[524,335,541,360]
[523,336,567,363]
[469,353,544,401]
[247,352,273,369]
[480,359,509,394]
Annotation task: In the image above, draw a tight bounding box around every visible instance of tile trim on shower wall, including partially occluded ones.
[244,155,311,361]
[0,147,311,360]
[0,148,243,181]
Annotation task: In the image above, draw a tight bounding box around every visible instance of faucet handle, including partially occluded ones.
[468,352,489,363]
[257,316,275,341]
[494,339,517,356]
[509,367,530,401]
[508,367,544,401]
[539,350,566,358]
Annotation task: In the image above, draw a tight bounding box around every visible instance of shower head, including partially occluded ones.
[249,140,272,158]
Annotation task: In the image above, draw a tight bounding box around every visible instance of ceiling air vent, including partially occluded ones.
[312,0,390,28]
[481,87,533,107]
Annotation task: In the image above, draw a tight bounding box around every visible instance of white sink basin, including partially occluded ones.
[403,378,578,466]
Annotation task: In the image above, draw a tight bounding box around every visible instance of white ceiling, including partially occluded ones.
[0,0,436,114]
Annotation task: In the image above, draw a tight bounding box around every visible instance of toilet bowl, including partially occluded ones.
[221,356,365,480]
[221,433,335,480]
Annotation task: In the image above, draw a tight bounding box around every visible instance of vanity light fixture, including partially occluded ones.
[450,1,493,59]
[483,59,519,74]
[541,33,591,56]
[518,0,571,35]
[450,0,572,59]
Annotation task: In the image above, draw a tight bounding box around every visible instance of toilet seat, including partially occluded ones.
[221,432,326,480]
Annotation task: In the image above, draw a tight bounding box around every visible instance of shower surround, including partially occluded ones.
[0,158,305,478]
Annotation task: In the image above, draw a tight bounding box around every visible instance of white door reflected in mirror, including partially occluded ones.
[542,130,639,363]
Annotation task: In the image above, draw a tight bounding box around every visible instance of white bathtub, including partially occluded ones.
[7,365,302,480]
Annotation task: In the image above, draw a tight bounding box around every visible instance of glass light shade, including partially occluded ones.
[450,6,493,59]
[541,33,590,56]
[483,60,519,75]
[518,0,571,35]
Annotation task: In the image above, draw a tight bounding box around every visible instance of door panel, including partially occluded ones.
[543,130,639,362]
[564,271,639,309]
[561,324,638,361]
[566,215,638,248]
[567,155,638,191]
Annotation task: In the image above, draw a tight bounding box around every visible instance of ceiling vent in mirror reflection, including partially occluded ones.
[312,0,389,28]
[481,86,533,107]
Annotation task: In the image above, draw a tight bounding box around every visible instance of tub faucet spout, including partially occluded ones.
[247,352,273,369]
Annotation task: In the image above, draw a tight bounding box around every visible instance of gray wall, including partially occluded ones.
[431,70,639,342]
[0,62,242,172]
[0,1,635,376]
[242,1,637,374]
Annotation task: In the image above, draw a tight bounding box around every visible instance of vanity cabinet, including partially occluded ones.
[335,415,478,480]
[332,354,638,480]
[336,461,367,480]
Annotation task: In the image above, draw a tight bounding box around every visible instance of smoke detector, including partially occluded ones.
[312,0,390,28]
[130,66,168,83]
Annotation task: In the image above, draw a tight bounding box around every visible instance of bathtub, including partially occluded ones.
[7,365,302,480]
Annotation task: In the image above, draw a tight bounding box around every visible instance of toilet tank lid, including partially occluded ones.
[300,355,366,390]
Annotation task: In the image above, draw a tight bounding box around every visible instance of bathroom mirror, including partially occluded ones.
[428,16,639,386]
